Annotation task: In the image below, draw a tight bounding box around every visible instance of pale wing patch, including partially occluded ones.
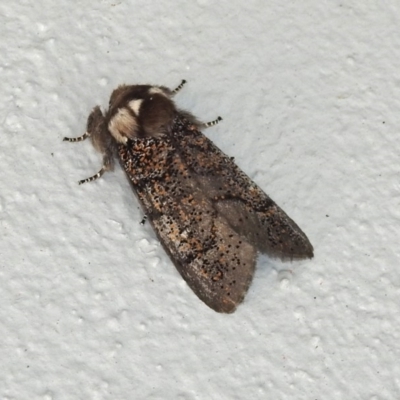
[149,87,168,96]
[128,99,143,115]
[108,108,138,143]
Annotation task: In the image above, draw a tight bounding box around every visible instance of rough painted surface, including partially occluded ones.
[1,1,400,399]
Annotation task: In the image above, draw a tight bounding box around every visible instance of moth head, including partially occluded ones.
[107,84,176,143]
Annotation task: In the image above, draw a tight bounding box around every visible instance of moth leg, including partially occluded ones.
[201,116,223,128]
[177,109,223,131]
[171,81,222,129]
[65,106,116,185]
[63,105,104,143]
[78,169,105,185]
[78,154,113,185]
[171,79,187,95]
[63,132,90,142]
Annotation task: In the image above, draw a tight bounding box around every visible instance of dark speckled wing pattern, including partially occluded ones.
[119,115,313,313]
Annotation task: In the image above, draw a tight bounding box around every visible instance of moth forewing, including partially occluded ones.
[64,81,313,313]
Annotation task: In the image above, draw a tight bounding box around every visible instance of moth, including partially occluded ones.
[64,80,313,313]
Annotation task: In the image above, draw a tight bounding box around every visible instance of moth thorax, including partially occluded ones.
[140,93,176,137]
[108,91,176,143]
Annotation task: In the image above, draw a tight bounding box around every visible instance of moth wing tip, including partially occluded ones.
[213,303,238,314]
[207,296,243,314]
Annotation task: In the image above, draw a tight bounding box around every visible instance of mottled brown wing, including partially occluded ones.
[119,130,257,313]
[175,116,314,261]
[143,185,257,313]
[119,115,312,313]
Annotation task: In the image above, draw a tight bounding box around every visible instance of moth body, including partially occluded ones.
[64,81,313,313]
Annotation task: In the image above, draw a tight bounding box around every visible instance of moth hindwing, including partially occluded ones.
[64,80,313,313]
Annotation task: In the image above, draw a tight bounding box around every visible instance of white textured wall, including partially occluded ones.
[1,1,399,399]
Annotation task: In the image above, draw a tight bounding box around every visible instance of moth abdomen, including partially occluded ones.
[64,80,313,313]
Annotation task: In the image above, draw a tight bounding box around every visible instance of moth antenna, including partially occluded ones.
[202,116,222,128]
[172,80,187,95]
[63,132,90,142]
[78,166,106,185]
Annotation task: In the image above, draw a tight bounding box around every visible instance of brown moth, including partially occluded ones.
[64,80,313,313]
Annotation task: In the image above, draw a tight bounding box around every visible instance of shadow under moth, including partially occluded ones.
[64,80,313,313]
